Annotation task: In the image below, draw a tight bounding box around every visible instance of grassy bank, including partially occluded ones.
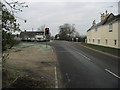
[81,42,120,57]
[3,42,57,88]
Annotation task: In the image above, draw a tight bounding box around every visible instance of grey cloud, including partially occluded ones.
[16,2,118,35]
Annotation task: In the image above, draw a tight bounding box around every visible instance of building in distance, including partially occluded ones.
[20,30,47,42]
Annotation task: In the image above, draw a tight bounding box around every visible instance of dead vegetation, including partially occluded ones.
[2,42,58,88]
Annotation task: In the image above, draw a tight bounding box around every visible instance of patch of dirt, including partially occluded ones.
[3,43,58,88]
[10,75,49,88]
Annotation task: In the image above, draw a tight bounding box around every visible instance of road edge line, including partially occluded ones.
[54,66,58,88]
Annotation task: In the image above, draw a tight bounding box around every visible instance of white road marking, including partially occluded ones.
[105,69,120,79]
[69,45,91,61]
[54,66,58,88]
[77,52,91,60]
[66,73,71,82]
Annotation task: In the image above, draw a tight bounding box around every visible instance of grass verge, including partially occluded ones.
[2,42,57,88]
[81,42,120,57]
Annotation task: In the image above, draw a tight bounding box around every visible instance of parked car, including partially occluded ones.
[35,35,46,42]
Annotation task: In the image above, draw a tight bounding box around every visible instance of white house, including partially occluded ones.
[87,11,120,49]
[20,31,46,42]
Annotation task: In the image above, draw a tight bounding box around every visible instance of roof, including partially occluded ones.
[87,13,120,32]
[20,31,44,38]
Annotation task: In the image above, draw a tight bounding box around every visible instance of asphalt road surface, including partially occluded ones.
[49,40,120,88]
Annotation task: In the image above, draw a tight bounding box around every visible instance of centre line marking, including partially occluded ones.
[66,73,71,82]
[105,69,120,79]
[77,52,91,60]
[69,45,91,60]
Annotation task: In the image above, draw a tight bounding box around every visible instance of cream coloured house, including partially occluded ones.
[87,11,120,49]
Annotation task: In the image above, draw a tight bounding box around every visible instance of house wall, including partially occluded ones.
[87,21,120,49]
[118,21,120,48]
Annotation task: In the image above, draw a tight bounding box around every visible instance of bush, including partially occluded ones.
[2,31,20,51]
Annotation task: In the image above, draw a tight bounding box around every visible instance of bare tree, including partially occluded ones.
[59,23,76,40]
[2,0,28,24]
[2,0,28,52]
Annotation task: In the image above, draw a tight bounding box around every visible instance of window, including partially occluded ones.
[109,23,113,32]
[106,39,107,45]
[114,40,117,45]
[89,39,90,42]
[98,40,100,44]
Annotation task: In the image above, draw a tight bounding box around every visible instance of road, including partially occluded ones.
[48,40,120,88]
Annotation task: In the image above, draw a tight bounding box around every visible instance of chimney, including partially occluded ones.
[105,10,109,18]
[106,10,108,14]
[92,20,96,26]
[101,11,110,21]
[101,13,105,21]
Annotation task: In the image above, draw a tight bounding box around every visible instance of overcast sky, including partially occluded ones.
[14,0,119,36]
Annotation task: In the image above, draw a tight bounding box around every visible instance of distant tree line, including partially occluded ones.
[59,23,76,41]
[55,23,86,42]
